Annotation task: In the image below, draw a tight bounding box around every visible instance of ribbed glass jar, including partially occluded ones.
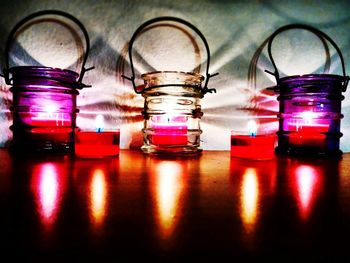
[141,71,204,154]
[10,66,79,153]
[275,74,345,157]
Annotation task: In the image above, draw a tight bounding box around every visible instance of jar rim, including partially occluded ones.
[279,73,345,83]
[9,66,79,79]
[141,70,204,82]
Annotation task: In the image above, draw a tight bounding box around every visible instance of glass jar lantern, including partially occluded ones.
[2,10,93,153]
[266,24,349,157]
[124,17,218,154]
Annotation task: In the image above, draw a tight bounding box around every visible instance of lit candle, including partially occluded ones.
[22,103,73,148]
[231,120,275,160]
[30,104,70,127]
[288,112,329,147]
[75,114,120,158]
[150,115,188,146]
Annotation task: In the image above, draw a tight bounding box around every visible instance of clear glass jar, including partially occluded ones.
[141,71,204,154]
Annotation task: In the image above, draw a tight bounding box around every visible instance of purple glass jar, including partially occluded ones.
[2,10,92,153]
[267,24,349,157]
[9,66,80,152]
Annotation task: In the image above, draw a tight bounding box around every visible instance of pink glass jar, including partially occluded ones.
[2,10,93,153]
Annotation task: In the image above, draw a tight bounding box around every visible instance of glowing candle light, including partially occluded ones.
[30,104,64,126]
[95,114,105,132]
[150,115,188,146]
[151,161,184,239]
[292,165,322,221]
[231,120,275,160]
[288,111,329,147]
[247,120,258,136]
[75,114,120,158]
[31,163,64,230]
[90,169,107,227]
[240,168,259,231]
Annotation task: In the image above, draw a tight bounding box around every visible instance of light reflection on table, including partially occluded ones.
[290,164,323,221]
[90,168,107,228]
[240,168,259,232]
[1,149,350,260]
[149,160,185,240]
[31,162,67,231]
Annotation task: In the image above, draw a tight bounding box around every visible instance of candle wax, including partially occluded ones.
[29,112,70,126]
[75,130,120,158]
[150,116,188,146]
[231,134,275,160]
[288,123,328,146]
[30,127,72,141]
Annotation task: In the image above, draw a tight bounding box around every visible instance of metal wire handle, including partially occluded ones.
[2,9,94,88]
[266,24,349,91]
[123,16,218,94]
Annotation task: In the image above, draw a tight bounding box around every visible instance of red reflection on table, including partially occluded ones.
[90,168,107,227]
[240,168,259,232]
[73,159,116,230]
[230,158,277,241]
[150,160,185,239]
[230,158,277,196]
[291,165,323,221]
[31,163,66,229]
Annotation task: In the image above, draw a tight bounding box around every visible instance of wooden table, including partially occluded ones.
[1,149,350,261]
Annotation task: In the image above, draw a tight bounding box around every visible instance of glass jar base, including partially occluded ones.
[11,129,74,154]
[10,141,73,154]
[275,146,342,158]
[141,144,202,155]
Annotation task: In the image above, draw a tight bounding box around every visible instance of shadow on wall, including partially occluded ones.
[1,1,350,150]
[0,22,14,147]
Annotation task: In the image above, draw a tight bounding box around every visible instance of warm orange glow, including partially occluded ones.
[31,163,61,229]
[153,161,183,239]
[294,165,320,220]
[240,168,258,231]
[90,169,107,227]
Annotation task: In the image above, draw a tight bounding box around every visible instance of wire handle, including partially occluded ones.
[266,24,349,91]
[123,16,218,94]
[1,9,94,88]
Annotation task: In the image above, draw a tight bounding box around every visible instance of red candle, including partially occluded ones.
[28,103,72,143]
[29,104,71,127]
[288,123,328,146]
[75,115,120,158]
[31,127,72,142]
[288,112,329,147]
[75,130,120,158]
[231,120,275,160]
[30,113,70,127]
[150,115,188,146]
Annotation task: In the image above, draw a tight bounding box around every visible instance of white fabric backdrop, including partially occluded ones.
[0,0,350,151]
